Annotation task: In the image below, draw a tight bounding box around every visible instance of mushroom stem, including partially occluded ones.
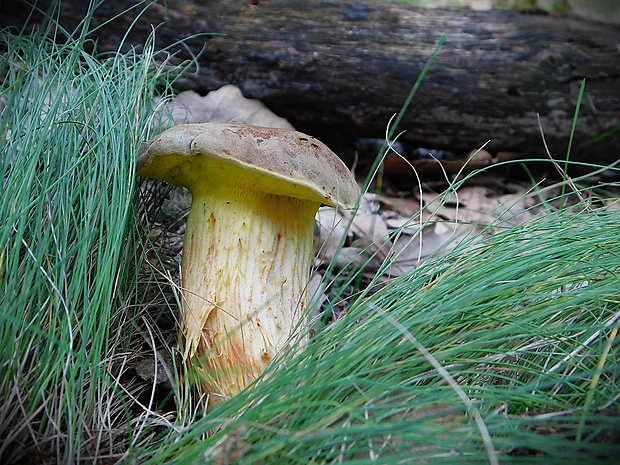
[182,183,318,401]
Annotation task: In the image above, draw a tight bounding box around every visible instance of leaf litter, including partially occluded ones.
[136,84,620,402]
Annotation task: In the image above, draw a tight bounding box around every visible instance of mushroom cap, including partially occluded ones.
[137,123,359,209]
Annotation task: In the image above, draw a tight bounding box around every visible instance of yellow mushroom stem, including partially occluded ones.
[182,178,319,402]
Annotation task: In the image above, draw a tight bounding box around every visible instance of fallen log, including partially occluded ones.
[2,0,619,170]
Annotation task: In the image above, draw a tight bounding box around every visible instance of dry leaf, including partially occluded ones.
[162,85,294,129]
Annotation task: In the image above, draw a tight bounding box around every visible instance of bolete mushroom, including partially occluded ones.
[137,122,359,402]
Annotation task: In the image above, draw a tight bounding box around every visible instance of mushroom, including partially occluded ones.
[137,122,359,402]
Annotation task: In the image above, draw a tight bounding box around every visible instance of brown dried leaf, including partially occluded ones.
[163,85,294,129]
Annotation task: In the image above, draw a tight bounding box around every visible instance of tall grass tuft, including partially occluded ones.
[135,193,620,464]
[0,5,176,463]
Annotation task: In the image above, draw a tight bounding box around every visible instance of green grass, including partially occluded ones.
[130,189,620,465]
[1,2,620,464]
[0,4,177,462]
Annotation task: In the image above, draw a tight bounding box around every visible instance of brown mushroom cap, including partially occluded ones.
[137,123,359,209]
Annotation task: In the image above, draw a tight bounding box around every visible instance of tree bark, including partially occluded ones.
[3,0,619,169]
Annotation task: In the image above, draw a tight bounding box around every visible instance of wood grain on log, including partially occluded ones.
[2,0,619,169]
